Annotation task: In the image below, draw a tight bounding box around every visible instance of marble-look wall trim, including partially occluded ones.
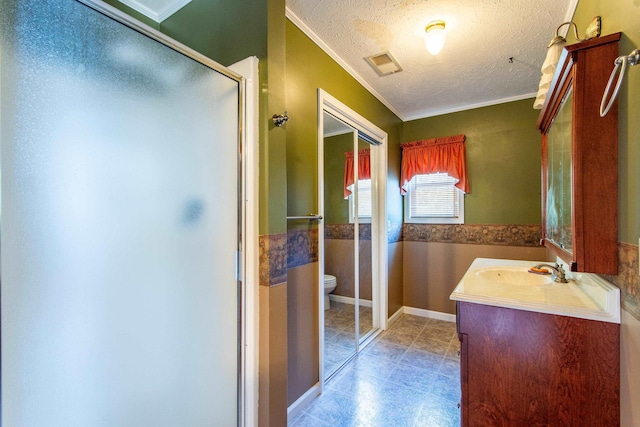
[287,229,318,269]
[403,224,542,247]
[259,234,287,286]
[603,242,640,321]
[324,223,403,244]
[324,224,371,241]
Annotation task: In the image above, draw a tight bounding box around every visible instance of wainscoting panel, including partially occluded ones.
[403,242,547,314]
[388,241,403,317]
[287,262,320,406]
[324,239,372,300]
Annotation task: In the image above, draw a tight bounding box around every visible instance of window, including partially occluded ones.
[404,173,464,224]
[348,179,372,223]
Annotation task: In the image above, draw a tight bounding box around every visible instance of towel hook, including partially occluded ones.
[600,49,640,117]
[272,111,289,127]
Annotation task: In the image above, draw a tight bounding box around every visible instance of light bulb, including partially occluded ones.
[425,21,446,55]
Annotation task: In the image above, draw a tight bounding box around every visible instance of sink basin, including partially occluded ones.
[450,258,621,323]
[475,267,553,286]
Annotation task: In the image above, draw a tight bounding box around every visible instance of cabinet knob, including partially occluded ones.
[457,403,461,409]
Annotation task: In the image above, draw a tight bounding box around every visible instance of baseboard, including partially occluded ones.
[287,382,321,421]
[387,307,404,326]
[402,306,456,323]
[329,294,373,308]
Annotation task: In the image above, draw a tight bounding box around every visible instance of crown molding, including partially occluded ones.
[403,92,537,121]
[118,0,191,22]
[285,7,404,121]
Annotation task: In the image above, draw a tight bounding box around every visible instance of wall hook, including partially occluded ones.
[272,111,289,127]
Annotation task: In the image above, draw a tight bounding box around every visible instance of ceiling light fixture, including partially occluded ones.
[424,20,446,55]
[543,18,600,74]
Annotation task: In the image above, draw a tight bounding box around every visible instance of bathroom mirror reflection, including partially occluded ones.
[545,87,573,253]
[321,111,380,380]
[322,113,358,378]
[356,135,374,341]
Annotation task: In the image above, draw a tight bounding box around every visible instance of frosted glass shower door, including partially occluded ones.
[1,1,241,426]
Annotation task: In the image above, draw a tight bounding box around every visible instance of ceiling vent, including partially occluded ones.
[365,51,403,77]
[118,0,192,22]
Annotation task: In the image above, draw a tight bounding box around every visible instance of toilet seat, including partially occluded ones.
[324,274,337,288]
[323,274,337,310]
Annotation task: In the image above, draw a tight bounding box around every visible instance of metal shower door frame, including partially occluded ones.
[70,0,248,424]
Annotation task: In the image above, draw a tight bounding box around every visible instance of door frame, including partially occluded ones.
[317,89,389,391]
[230,57,260,427]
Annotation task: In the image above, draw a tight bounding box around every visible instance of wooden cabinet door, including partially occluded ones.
[458,301,619,426]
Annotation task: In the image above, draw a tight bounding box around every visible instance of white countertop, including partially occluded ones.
[450,258,621,324]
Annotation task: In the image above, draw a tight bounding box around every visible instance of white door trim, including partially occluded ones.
[229,57,260,427]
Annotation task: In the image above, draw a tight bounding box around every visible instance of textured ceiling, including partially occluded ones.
[286,0,576,120]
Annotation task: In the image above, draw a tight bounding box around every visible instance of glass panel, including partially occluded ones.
[357,136,374,341]
[546,87,573,253]
[1,1,239,425]
[322,113,356,379]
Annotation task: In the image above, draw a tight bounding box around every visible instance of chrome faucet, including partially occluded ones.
[533,263,568,283]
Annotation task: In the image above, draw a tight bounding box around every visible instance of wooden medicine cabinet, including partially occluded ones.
[537,33,620,274]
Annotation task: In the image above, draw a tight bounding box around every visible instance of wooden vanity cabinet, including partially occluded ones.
[537,33,620,274]
[457,301,620,426]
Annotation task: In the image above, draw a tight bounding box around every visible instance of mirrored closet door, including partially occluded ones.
[320,110,381,381]
[357,134,375,342]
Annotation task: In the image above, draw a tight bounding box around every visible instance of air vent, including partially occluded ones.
[365,51,403,76]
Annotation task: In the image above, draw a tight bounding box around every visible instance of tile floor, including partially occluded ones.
[324,301,374,376]
[290,313,461,427]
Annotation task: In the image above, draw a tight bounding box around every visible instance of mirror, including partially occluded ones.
[321,112,381,380]
[545,87,573,253]
[322,113,357,378]
[537,34,619,274]
[318,89,388,382]
[357,135,374,341]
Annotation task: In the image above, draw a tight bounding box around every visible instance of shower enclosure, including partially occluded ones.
[1,1,244,425]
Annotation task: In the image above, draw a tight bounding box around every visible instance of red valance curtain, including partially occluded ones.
[344,149,371,198]
[400,134,468,195]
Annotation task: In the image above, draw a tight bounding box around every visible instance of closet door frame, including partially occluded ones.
[317,89,388,392]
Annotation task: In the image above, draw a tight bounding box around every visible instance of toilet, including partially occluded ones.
[323,274,337,310]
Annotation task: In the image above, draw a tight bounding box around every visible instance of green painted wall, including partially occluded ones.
[324,133,353,224]
[104,0,267,65]
[570,0,640,244]
[403,99,542,225]
[262,0,288,235]
[285,20,403,226]
[161,0,267,66]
